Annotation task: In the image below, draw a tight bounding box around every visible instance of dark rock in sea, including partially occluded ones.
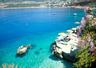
[62,52,76,62]
[50,41,56,52]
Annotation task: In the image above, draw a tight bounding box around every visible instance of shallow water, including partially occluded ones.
[0,8,85,68]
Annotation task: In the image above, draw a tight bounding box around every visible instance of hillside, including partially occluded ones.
[0,0,46,2]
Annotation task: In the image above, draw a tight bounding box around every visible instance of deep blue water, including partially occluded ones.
[0,8,85,68]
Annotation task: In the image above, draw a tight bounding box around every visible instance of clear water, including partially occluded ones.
[0,8,85,68]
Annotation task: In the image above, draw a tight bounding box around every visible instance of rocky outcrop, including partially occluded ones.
[51,31,79,62]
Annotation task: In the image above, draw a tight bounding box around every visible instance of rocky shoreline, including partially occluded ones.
[50,8,94,62]
[51,28,79,62]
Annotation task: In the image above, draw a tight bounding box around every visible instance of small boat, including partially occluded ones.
[75,22,80,24]
[52,13,56,15]
[73,13,77,16]
[16,44,32,56]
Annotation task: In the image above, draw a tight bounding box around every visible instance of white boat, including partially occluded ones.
[73,13,77,16]
[16,44,32,56]
[75,22,80,24]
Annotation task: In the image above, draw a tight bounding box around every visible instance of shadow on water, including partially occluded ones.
[15,51,27,58]
[34,51,40,55]
[34,48,43,55]
[61,60,73,68]
[39,48,42,50]
[49,55,73,68]
[31,44,36,50]
[49,55,62,61]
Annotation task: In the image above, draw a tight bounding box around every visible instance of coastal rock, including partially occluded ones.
[16,44,32,56]
[51,32,79,62]
[86,14,93,20]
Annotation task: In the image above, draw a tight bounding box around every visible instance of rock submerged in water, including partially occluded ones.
[16,44,32,56]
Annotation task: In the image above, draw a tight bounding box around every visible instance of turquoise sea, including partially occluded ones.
[0,8,85,68]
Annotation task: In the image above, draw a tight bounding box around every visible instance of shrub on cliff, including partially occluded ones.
[73,45,96,68]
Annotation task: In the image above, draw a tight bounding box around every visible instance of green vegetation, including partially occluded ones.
[92,9,96,16]
[73,1,96,8]
[87,9,96,16]
[81,18,96,46]
[88,2,96,8]
[73,9,96,68]
[73,45,96,68]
